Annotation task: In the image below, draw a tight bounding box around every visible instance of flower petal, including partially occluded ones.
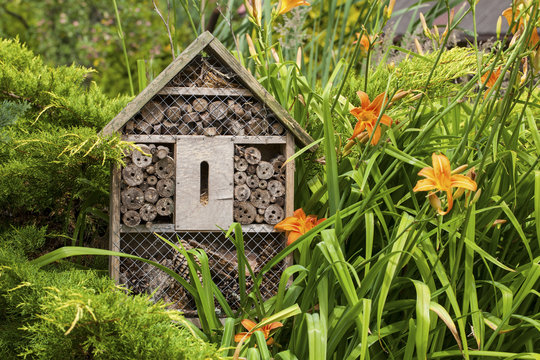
[418,167,435,180]
[370,124,382,145]
[450,174,477,191]
[369,92,388,113]
[349,120,367,140]
[287,231,302,245]
[235,332,251,343]
[413,179,438,192]
[274,218,301,232]
[265,322,284,331]
[437,190,454,216]
[432,153,451,182]
[241,319,257,331]
[380,114,393,127]
[293,208,307,221]
[356,91,371,108]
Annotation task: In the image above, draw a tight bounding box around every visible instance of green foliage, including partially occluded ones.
[0,256,219,359]
[0,38,132,248]
[0,100,29,142]
[0,225,47,258]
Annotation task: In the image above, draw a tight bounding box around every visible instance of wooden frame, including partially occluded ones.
[109,164,121,282]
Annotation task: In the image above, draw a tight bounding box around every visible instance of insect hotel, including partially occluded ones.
[102,32,314,314]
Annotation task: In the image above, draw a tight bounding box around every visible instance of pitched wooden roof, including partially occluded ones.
[101,31,315,148]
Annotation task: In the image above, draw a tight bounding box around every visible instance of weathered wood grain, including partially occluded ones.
[175,137,233,230]
[158,86,252,97]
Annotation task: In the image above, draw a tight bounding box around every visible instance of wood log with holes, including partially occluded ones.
[144,187,159,203]
[122,165,144,186]
[208,101,228,121]
[140,101,164,125]
[268,180,285,197]
[121,187,145,210]
[258,180,267,189]
[192,98,208,113]
[120,205,128,214]
[246,175,259,189]
[234,184,251,202]
[132,145,152,168]
[156,178,175,197]
[147,175,158,186]
[234,157,248,172]
[155,156,175,179]
[234,171,247,185]
[156,146,170,160]
[146,165,155,175]
[123,210,141,227]
[250,189,271,209]
[264,204,284,224]
[271,196,285,207]
[234,202,257,224]
[256,161,274,180]
[139,204,157,222]
[156,197,174,216]
[247,164,257,175]
[244,147,261,164]
[245,119,269,135]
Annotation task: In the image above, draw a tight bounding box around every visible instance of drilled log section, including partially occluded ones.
[244,147,261,164]
[234,202,257,224]
[264,204,284,224]
[157,178,175,197]
[140,101,164,125]
[135,120,152,135]
[155,156,175,179]
[234,184,251,201]
[144,187,159,203]
[234,171,247,185]
[245,118,269,136]
[182,112,200,123]
[121,143,175,227]
[122,165,144,186]
[233,146,286,225]
[165,106,182,122]
[156,197,174,216]
[256,161,274,179]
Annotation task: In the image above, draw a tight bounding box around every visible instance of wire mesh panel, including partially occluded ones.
[117,230,286,316]
[120,52,287,138]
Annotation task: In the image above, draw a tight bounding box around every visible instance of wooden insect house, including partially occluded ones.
[102,32,314,315]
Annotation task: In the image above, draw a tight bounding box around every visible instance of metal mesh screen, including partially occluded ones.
[120,53,287,138]
[117,230,286,316]
[166,54,242,89]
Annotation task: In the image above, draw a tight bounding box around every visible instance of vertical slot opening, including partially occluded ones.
[200,161,209,205]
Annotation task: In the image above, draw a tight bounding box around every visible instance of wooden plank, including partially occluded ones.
[176,137,234,230]
[123,135,177,143]
[284,133,295,270]
[120,224,175,233]
[241,224,276,233]
[205,39,316,150]
[101,31,215,136]
[232,136,286,144]
[109,165,121,282]
[158,87,252,97]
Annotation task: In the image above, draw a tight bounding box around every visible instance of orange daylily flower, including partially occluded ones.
[480,66,501,98]
[349,91,393,146]
[277,0,310,15]
[413,153,478,216]
[234,319,283,345]
[274,208,325,245]
[502,3,539,48]
[353,33,372,54]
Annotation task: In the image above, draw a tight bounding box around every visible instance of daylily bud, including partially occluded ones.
[245,0,262,27]
[428,193,443,213]
[271,47,280,64]
[520,58,529,85]
[466,188,482,208]
[296,47,303,69]
[385,0,396,19]
[414,38,424,55]
[391,90,410,103]
[419,13,431,38]
[246,33,261,65]
[496,15,502,41]
[433,24,440,42]
[451,164,469,175]
[492,219,507,227]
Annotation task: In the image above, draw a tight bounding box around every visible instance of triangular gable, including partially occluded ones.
[101,31,314,148]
